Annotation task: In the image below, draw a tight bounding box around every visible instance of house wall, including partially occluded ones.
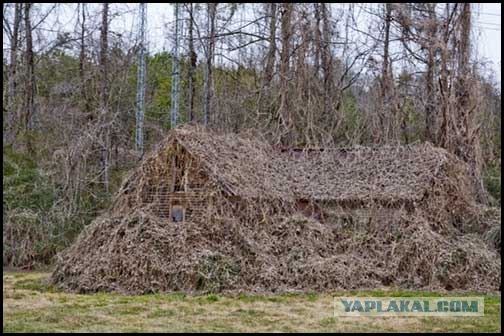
[140,144,214,222]
[138,141,415,225]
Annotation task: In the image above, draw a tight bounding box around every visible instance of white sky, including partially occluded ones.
[3,3,502,83]
[140,3,502,82]
[472,3,501,82]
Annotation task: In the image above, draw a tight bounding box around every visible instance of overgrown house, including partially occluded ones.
[51,124,500,294]
[113,124,474,227]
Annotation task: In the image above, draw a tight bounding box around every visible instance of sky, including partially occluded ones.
[3,3,502,83]
[136,2,503,83]
[471,3,501,82]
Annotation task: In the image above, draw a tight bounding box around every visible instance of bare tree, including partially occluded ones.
[378,2,397,143]
[5,3,22,141]
[23,3,35,137]
[395,3,440,144]
[203,3,217,125]
[455,2,471,140]
[263,3,277,86]
[78,3,90,116]
[171,3,181,128]
[438,3,456,149]
[99,3,110,191]
[454,3,487,203]
[313,3,322,76]
[277,3,293,144]
[424,4,437,143]
[320,3,334,115]
[186,3,197,122]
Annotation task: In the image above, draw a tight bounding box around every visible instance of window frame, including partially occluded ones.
[170,205,185,222]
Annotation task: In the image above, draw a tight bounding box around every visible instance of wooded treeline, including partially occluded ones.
[2,3,501,267]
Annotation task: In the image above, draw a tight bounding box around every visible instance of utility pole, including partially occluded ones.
[203,3,216,126]
[187,3,196,122]
[171,2,181,128]
[136,3,146,155]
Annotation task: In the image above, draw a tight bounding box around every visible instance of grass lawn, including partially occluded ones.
[2,272,501,332]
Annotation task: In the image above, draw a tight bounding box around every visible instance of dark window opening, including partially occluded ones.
[174,180,183,192]
[173,155,185,192]
[171,205,184,222]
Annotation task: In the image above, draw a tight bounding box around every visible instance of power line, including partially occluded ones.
[475,25,501,31]
[475,26,501,32]
[475,21,501,27]
[473,11,501,17]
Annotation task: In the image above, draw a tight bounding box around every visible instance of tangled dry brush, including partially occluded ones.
[50,126,501,294]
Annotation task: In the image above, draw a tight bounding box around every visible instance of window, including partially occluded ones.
[171,205,184,222]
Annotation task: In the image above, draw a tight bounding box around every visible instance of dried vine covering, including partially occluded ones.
[51,125,500,294]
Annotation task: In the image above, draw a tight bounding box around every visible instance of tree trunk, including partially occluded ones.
[100,4,109,114]
[171,3,181,128]
[278,3,293,144]
[455,3,488,203]
[187,3,196,122]
[79,3,90,116]
[99,3,110,192]
[203,3,216,126]
[456,3,471,138]
[6,3,22,141]
[320,3,334,116]
[379,3,392,142]
[263,3,277,86]
[438,3,451,149]
[424,4,436,143]
[23,3,35,135]
[313,4,321,77]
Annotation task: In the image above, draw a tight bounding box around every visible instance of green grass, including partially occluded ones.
[2,272,501,332]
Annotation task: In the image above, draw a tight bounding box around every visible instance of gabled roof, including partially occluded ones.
[172,126,293,200]
[285,145,450,202]
[154,125,470,203]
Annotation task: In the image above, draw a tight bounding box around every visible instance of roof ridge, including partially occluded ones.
[145,125,467,202]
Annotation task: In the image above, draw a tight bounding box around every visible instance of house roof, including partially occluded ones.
[156,125,469,203]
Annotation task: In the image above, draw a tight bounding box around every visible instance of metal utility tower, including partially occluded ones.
[203,4,211,125]
[136,3,146,155]
[171,3,181,128]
